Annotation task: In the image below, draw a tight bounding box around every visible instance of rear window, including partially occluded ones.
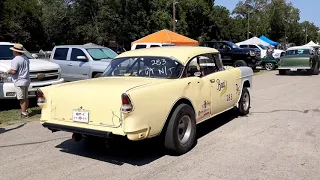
[53,48,69,60]
[286,49,311,55]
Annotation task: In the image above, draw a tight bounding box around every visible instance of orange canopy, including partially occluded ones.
[132,29,199,46]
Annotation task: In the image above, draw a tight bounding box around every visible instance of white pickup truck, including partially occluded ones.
[49,45,118,81]
[0,42,64,99]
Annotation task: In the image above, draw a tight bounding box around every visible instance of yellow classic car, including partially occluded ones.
[37,46,253,155]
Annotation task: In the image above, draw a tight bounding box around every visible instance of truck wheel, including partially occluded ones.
[279,70,286,75]
[264,63,275,71]
[233,60,248,67]
[238,87,250,116]
[164,104,197,155]
[93,73,102,78]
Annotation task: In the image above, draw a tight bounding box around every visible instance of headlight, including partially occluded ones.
[0,71,12,82]
[249,51,255,56]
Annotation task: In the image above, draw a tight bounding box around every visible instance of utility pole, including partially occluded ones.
[173,0,176,32]
[305,27,308,44]
[247,12,250,39]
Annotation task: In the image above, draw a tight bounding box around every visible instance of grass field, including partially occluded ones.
[0,69,267,127]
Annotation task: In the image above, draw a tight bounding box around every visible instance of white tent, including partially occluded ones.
[303,41,320,47]
[236,36,270,46]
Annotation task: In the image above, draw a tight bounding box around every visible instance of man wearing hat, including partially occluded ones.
[7,43,30,118]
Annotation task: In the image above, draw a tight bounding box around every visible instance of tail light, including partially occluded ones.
[121,93,133,113]
[37,89,46,103]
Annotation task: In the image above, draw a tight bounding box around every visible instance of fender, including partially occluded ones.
[235,66,253,105]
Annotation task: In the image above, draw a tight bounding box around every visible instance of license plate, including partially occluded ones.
[72,110,89,123]
[290,68,297,71]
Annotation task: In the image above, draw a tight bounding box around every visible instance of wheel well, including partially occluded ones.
[92,72,102,78]
[159,98,195,137]
[243,80,250,88]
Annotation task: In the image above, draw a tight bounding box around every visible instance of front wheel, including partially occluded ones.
[164,104,197,155]
[233,60,248,67]
[237,87,250,116]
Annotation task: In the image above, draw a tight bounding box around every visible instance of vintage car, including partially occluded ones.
[37,46,253,155]
[278,46,320,75]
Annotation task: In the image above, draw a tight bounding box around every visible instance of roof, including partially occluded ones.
[55,45,106,49]
[0,42,14,45]
[287,46,314,50]
[132,29,199,46]
[115,46,219,65]
[259,35,278,46]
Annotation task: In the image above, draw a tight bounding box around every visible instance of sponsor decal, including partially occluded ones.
[236,84,241,95]
[216,79,227,97]
[198,100,211,120]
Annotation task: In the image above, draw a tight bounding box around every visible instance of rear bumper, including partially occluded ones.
[42,122,112,138]
[278,66,311,70]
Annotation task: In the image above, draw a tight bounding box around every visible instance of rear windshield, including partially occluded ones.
[286,49,312,55]
[102,56,184,79]
[0,45,34,60]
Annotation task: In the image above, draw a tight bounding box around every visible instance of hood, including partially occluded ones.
[233,47,257,53]
[0,59,60,71]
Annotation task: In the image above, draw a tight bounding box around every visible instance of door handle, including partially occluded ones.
[68,63,73,66]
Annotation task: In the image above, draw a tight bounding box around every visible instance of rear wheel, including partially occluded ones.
[233,60,248,67]
[164,104,197,155]
[93,73,102,78]
[279,70,286,75]
[312,62,320,75]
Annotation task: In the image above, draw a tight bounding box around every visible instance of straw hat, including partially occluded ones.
[10,43,25,53]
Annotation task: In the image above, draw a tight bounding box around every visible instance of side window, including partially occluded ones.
[53,48,68,60]
[70,48,87,61]
[239,45,247,48]
[186,54,219,77]
[212,53,224,71]
[249,45,257,49]
[150,45,160,48]
[135,45,147,49]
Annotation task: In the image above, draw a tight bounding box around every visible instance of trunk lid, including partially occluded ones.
[48,77,169,127]
[280,55,311,67]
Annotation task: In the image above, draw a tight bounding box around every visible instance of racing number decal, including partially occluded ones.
[226,94,232,101]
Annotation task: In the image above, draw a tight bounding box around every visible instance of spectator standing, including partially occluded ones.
[7,43,31,119]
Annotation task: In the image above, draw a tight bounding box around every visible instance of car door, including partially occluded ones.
[198,53,236,116]
[66,48,91,81]
[51,47,71,81]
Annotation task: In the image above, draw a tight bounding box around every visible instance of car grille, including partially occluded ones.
[29,69,60,82]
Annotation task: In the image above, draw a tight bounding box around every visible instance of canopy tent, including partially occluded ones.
[132,29,199,46]
[235,36,270,46]
[259,35,279,46]
[303,41,320,47]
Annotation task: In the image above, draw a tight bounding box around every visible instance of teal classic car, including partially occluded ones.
[278,46,320,75]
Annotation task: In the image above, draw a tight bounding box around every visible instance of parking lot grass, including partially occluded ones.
[0,99,41,127]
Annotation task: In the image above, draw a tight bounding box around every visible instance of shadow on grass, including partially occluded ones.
[55,109,239,166]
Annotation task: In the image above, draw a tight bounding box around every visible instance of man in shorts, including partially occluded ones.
[7,43,31,118]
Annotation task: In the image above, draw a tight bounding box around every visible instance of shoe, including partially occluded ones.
[20,113,29,119]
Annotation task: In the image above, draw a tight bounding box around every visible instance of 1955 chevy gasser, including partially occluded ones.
[37,46,253,155]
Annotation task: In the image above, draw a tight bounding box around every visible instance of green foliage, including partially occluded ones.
[0,0,318,51]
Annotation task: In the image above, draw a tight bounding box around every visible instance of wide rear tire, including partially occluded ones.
[164,104,197,155]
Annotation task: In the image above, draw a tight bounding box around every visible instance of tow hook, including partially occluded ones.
[72,133,82,142]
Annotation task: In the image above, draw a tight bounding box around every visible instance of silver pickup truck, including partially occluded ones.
[50,45,118,81]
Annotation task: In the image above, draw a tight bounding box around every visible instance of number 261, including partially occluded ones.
[227,94,232,101]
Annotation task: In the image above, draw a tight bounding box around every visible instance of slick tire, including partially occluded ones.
[238,87,250,116]
[164,104,197,155]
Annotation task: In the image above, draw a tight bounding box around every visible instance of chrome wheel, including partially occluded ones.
[265,63,274,71]
[177,115,192,144]
[242,91,250,111]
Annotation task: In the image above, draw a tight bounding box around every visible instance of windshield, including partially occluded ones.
[0,45,34,60]
[258,45,267,50]
[102,56,184,79]
[225,42,239,49]
[286,49,311,55]
[86,48,118,61]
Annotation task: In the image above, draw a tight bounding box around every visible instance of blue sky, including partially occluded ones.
[215,0,320,27]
